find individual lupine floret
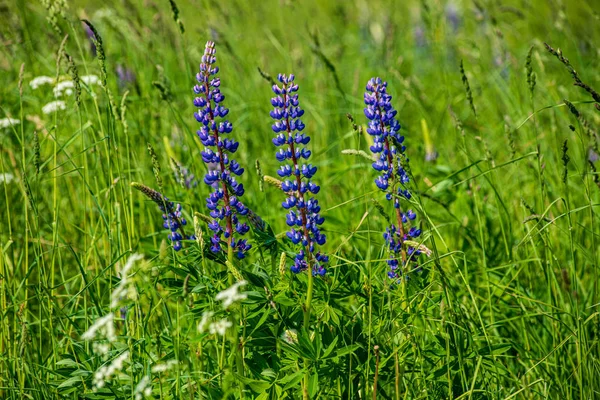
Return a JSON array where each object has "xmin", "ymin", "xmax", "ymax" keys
[
  {"xmin": 270, "ymin": 74, "xmax": 328, "ymax": 276},
  {"xmin": 364, "ymin": 77, "xmax": 422, "ymax": 280},
  {"xmin": 193, "ymin": 41, "xmax": 251, "ymax": 259},
  {"xmin": 171, "ymin": 159, "xmax": 199, "ymax": 189},
  {"xmin": 131, "ymin": 182, "xmax": 192, "ymax": 251}
]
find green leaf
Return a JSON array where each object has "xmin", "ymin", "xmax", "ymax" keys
[
  {"xmin": 308, "ymin": 372, "xmax": 319, "ymax": 397},
  {"xmin": 57, "ymin": 376, "xmax": 83, "ymax": 389},
  {"xmin": 279, "ymin": 370, "xmax": 304, "ymax": 390},
  {"xmin": 477, "ymin": 343, "xmax": 512, "ymax": 356},
  {"xmin": 335, "ymin": 344, "xmax": 361, "ymax": 358},
  {"xmin": 321, "ymin": 336, "xmax": 339, "ymax": 359}
]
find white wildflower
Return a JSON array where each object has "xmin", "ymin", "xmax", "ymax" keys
[
  {"xmin": 92, "ymin": 342, "xmax": 111, "ymax": 355},
  {"xmin": 0, "ymin": 173, "xmax": 15, "ymax": 184},
  {"xmin": 42, "ymin": 100, "xmax": 66, "ymax": 114},
  {"xmin": 151, "ymin": 359, "xmax": 178, "ymax": 373},
  {"xmin": 53, "ymin": 80, "xmax": 74, "ymax": 97},
  {"xmin": 81, "ymin": 75, "xmax": 100, "ymax": 86},
  {"xmin": 197, "ymin": 311, "xmax": 214, "ymax": 333},
  {"xmin": 215, "ymin": 280, "xmax": 247, "ymax": 309},
  {"xmin": 208, "ymin": 318, "xmax": 232, "ymax": 336},
  {"xmin": 111, "ymin": 253, "xmax": 144, "ymax": 308},
  {"xmin": 93, "ymin": 350, "xmax": 129, "ymax": 390},
  {"xmin": 30, "ymin": 76, "xmax": 54, "ymax": 89},
  {"xmin": 82, "ymin": 312, "xmax": 116, "ymax": 342},
  {"xmin": 134, "ymin": 375, "xmax": 152, "ymax": 400},
  {"xmin": 281, "ymin": 329, "xmax": 298, "ymax": 345},
  {"xmin": 0, "ymin": 118, "xmax": 20, "ymax": 129}
]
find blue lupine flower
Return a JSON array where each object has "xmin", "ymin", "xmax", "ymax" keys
[
  {"xmin": 131, "ymin": 182, "xmax": 193, "ymax": 251},
  {"xmin": 270, "ymin": 74, "xmax": 328, "ymax": 276},
  {"xmin": 364, "ymin": 77, "xmax": 421, "ymax": 280},
  {"xmin": 82, "ymin": 22, "xmax": 97, "ymax": 56},
  {"xmin": 193, "ymin": 41, "xmax": 251, "ymax": 259},
  {"xmin": 172, "ymin": 161, "xmax": 199, "ymax": 189},
  {"xmin": 116, "ymin": 64, "xmax": 136, "ymax": 91}
]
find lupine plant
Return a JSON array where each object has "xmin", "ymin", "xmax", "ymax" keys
[
  {"xmin": 131, "ymin": 182, "xmax": 191, "ymax": 251},
  {"xmin": 270, "ymin": 72, "xmax": 329, "ymax": 400},
  {"xmin": 270, "ymin": 74, "xmax": 328, "ymax": 277},
  {"xmin": 193, "ymin": 41, "xmax": 251, "ymax": 260},
  {"xmin": 364, "ymin": 77, "xmax": 422, "ymax": 281},
  {"xmin": 8, "ymin": 2, "xmax": 600, "ymax": 399},
  {"xmin": 270, "ymin": 73, "xmax": 328, "ymax": 317}
]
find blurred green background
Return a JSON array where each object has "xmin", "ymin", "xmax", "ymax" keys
[{"xmin": 1, "ymin": 0, "xmax": 600, "ymax": 398}]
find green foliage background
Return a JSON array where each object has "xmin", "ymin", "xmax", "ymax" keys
[{"xmin": 1, "ymin": 0, "xmax": 600, "ymax": 398}]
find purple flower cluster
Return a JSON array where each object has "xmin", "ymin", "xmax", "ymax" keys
[
  {"xmin": 193, "ymin": 41, "xmax": 251, "ymax": 259},
  {"xmin": 174, "ymin": 162, "xmax": 199, "ymax": 189},
  {"xmin": 270, "ymin": 74, "xmax": 328, "ymax": 275},
  {"xmin": 162, "ymin": 202, "xmax": 187, "ymax": 251},
  {"xmin": 82, "ymin": 22, "xmax": 96, "ymax": 56},
  {"xmin": 131, "ymin": 182, "xmax": 191, "ymax": 251},
  {"xmin": 364, "ymin": 77, "xmax": 421, "ymax": 279}
]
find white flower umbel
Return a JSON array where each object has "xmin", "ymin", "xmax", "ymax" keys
[
  {"xmin": 30, "ymin": 76, "xmax": 54, "ymax": 89},
  {"xmin": 0, "ymin": 173, "xmax": 15, "ymax": 184},
  {"xmin": 92, "ymin": 342, "xmax": 111, "ymax": 355},
  {"xmin": 208, "ymin": 319, "xmax": 232, "ymax": 336},
  {"xmin": 197, "ymin": 311, "xmax": 214, "ymax": 333},
  {"xmin": 111, "ymin": 253, "xmax": 144, "ymax": 308},
  {"xmin": 151, "ymin": 359, "xmax": 178, "ymax": 373},
  {"xmin": 82, "ymin": 312, "xmax": 116, "ymax": 343},
  {"xmin": 81, "ymin": 75, "xmax": 100, "ymax": 86},
  {"xmin": 93, "ymin": 350, "xmax": 130, "ymax": 390},
  {"xmin": 134, "ymin": 375, "xmax": 152, "ymax": 400},
  {"xmin": 215, "ymin": 280, "xmax": 247, "ymax": 309},
  {"xmin": 53, "ymin": 80, "xmax": 75, "ymax": 97},
  {"xmin": 0, "ymin": 118, "xmax": 20, "ymax": 129},
  {"xmin": 42, "ymin": 100, "xmax": 66, "ymax": 114}
]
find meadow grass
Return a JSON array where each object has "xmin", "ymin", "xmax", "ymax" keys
[{"xmin": 1, "ymin": 0, "xmax": 600, "ymax": 398}]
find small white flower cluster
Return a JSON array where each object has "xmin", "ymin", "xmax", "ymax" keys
[
  {"xmin": 209, "ymin": 319, "xmax": 232, "ymax": 336},
  {"xmin": 134, "ymin": 375, "xmax": 152, "ymax": 400},
  {"xmin": 197, "ymin": 311, "xmax": 213, "ymax": 333},
  {"xmin": 41, "ymin": 100, "xmax": 66, "ymax": 115},
  {"xmin": 82, "ymin": 313, "xmax": 115, "ymax": 355},
  {"xmin": 81, "ymin": 253, "xmax": 144, "ymax": 361},
  {"xmin": 82, "ymin": 75, "xmax": 100, "ymax": 86},
  {"xmin": 0, "ymin": 173, "xmax": 15, "ymax": 184},
  {"xmin": 82, "ymin": 313, "xmax": 116, "ymax": 343},
  {"xmin": 93, "ymin": 350, "xmax": 129, "ymax": 390},
  {"xmin": 197, "ymin": 311, "xmax": 233, "ymax": 337},
  {"xmin": 197, "ymin": 281, "xmax": 248, "ymax": 337},
  {"xmin": 30, "ymin": 76, "xmax": 54, "ymax": 89},
  {"xmin": 151, "ymin": 359, "xmax": 179, "ymax": 373},
  {"xmin": 30, "ymin": 74, "xmax": 100, "ymax": 114},
  {"xmin": 111, "ymin": 253, "xmax": 143, "ymax": 308},
  {"xmin": 53, "ymin": 80, "xmax": 75, "ymax": 97},
  {"xmin": 215, "ymin": 280, "xmax": 248, "ymax": 309},
  {"xmin": 0, "ymin": 118, "xmax": 20, "ymax": 129}
]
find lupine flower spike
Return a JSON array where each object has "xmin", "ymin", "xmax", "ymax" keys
[
  {"xmin": 270, "ymin": 74, "xmax": 328, "ymax": 276},
  {"xmin": 364, "ymin": 77, "xmax": 422, "ymax": 280},
  {"xmin": 131, "ymin": 182, "xmax": 193, "ymax": 251},
  {"xmin": 193, "ymin": 41, "xmax": 251, "ymax": 259}
]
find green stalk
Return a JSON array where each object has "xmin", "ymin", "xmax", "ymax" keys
[
  {"xmin": 303, "ymin": 270, "xmax": 314, "ymax": 329},
  {"xmin": 227, "ymin": 244, "xmax": 244, "ymax": 394},
  {"xmin": 303, "ymin": 266, "xmax": 314, "ymax": 399}
]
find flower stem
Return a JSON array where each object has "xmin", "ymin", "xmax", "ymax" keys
[
  {"xmin": 304, "ymin": 270, "xmax": 314, "ymax": 328},
  {"xmin": 303, "ymin": 267, "xmax": 314, "ymax": 399},
  {"xmin": 227, "ymin": 245, "xmax": 245, "ymax": 391}
]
